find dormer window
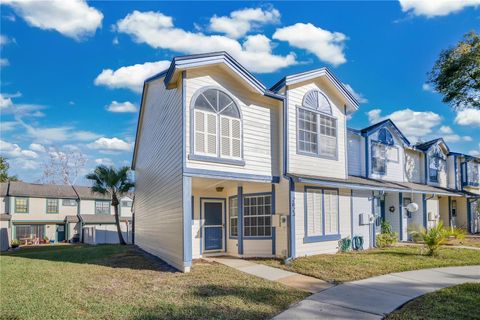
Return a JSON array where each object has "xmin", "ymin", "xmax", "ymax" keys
[
  {"xmin": 192, "ymin": 88, "xmax": 242, "ymax": 163},
  {"xmin": 297, "ymin": 90, "xmax": 337, "ymax": 159},
  {"xmin": 429, "ymin": 145, "xmax": 446, "ymax": 183}
]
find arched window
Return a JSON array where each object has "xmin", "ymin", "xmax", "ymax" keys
[
  {"xmin": 297, "ymin": 90, "xmax": 337, "ymax": 158},
  {"xmin": 378, "ymin": 128, "xmax": 394, "ymax": 146},
  {"xmin": 192, "ymin": 88, "xmax": 242, "ymax": 160},
  {"xmin": 429, "ymin": 145, "xmax": 446, "ymax": 182}
]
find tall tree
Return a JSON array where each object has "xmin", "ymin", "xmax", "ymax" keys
[
  {"xmin": 41, "ymin": 147, "xmax": 86, "ymax": 185},
  {"xmin": 0, "ymin": 157, "xmax": 18, "ymax": 182},
  {"xmin": 428, "ymin": 31, "xmax": 480, "ymax": 110},
  {"xmin": 86, "ymin": 165, "xmax": 134, "ymax": 245}
]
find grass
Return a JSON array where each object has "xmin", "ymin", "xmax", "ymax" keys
[
  {"xmin": 256, "ymin": 246, "xmax": 480, "ymax": 283},
  {"xmin": 385, "ymin": 283, "xmax": 480, "ymax": 320},
  {"xmin": 444, "ymin": 236, "xmax": 480, "ymax": 248},
  {"xmin": 0, "ymin": 245, "xmax": 307, "ymax": 320}
]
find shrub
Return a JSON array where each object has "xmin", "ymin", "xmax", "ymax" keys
[
  {"xmin": 447, "ymin": 227, "xmax": 466, "ymax": 241},
  {"xmin": 376, "ymin": 220, "xmax": 398, "ymax": 248},
  {"xmin": 10, "ymin": 240, "xmax": 20, "ymax": 248},
  {"xmin": 376, "ymin": 233, "xmax": 398, "ymax": 248},
  {"xmin": 409, "ymin": 221, "xmax": 449, "ymax": 256}
]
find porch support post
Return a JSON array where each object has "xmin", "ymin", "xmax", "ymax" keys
[
  {"xmin": 467, "ymin": 199, "xmax": 472, "ymax": 233},
  {"xmin": 288, "ymin": 177, "xmax": 296, "ymax": 259},
  {"xmin": 271, "ymin": 184, "xmax": 276, "ymax": 256},
  {"xmin": 237, "ymin": 186, "xmax": 244, "ymax": 255},
  {"xmin": 399, "ymin": 193, "xmax": 403, "ymax": 241},
  {"xmin": 183, "ymin": 176, "xmax": 192, "ymax": 269},
  {"xmin": 371, "ymin": 191, "xmax": 376, "ymax": 248},
  {"xmin": 448, "ymin": 196, "xmax": 452, "ymax": 227},
  {"xmin": 422, "ymin": 194, "xmax": 427, "ymax": 229}
]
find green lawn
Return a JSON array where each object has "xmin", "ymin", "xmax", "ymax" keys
[
  {"xmin": 0, "ymin": 245, "xmax": 307, "ymax": 320},
  {"xmin": 445, "ymin": 236, "xmax": 480, "ymax": 248},
  {"xmin": 256, "ymin": 246, "xmax": 480, "ymax": 283},
  {"xmin": 385, "ymin": 283, "xmax": 480, "ymax": 320}
]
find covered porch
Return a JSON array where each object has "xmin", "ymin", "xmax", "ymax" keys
[{"xmin": 191, "ymin": 177, "xmax": 284, "ymax": 259}]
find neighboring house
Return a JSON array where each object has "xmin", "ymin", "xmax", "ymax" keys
[
  {"xmin": 0, "ymin": 182, "xmax": 11, "ymax": 251},
  {"xmin": 74, "ymin": 186, "xmax": 133, "ymax": 244},
  {"xmin": 0, "ymin": 181, "xmax": 133, "ymax": 250},
  {"xmin": 448, "ymin": 152, "xmax": 480, "ymax": 233},
  {"xmin": 132, "ymin": 52, "xmax": 478, "ymax": 272}
]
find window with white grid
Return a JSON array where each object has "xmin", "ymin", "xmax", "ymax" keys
[
  {"xmin": 243, "ymin": 194, "xmax": 272, "ymax": 237},
  {"xmin": 229, "ymin": 197, "xmax": 238, "ymax": 237},
  {"xmin": 297, "ymin": 90, "xmax": 337, "ymax": 158},
  {"xmin": 298, "ymin": 108, "xmax": 318, "ymax": 154},
  {"xmin": 193, "ymin": 88, "xmax": 242, "ymax": 160}
]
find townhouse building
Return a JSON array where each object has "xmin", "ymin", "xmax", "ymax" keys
[
  {"xmin": 132, "ymin": 52, "xmax": 479, "ymax": 272},
  {"xmin": 0, "ymin": 181, "xmax": 133, "ymax": 250}
]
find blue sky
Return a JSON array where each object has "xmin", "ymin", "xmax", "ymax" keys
[{"xmin": 1, "ymin": 0, "xmax": 479, "ymax": 184}]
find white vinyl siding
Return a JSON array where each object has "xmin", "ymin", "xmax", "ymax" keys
[
  {"xmin": 287, "ymin": 81, "xmax": 347, "ymax": 179},
  {"xmin": 134, "ymin": 77, "xmax": 187, "ymax": 271},
  {"xmin": 185, "ymin": 66, "xmax": 280, "ymax": 177}
]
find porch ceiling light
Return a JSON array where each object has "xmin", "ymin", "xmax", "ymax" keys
[{"xmin": 216, "ymin": 187, "xmax": 224, "ymax": 192}]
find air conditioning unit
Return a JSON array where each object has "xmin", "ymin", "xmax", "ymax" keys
[{"xmin": 359, "ymin": 213, "xmax": 374, "ymax": 225}]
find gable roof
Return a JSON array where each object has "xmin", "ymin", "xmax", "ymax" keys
[
  {"xmin": 269, "ymin": 67, "xmax": 359, "ymax": 112},
  {"xmin": 449, "ymin": 152, "xmax": 480, "ymax": 161},
  {"xmin": 8, "ymin": 181, "xmax": 78, "ymax": 199},
  {"xmin": 359, "ymin": 119, "xmax": 411, "ymax": 146},
  {"xmin": 415, "ymin": 138, "xmax": 450, "ymax": 153}
]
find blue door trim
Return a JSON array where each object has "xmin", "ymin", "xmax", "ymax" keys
[{"xmin": 237, "ymin": 186, "xmax": 244, "ymax": 255}]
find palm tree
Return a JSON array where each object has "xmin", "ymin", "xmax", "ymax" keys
[{"xmin": 86, "ymin": 165, "xmax": 134, "ymax": 245}]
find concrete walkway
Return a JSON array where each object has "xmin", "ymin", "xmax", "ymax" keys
[
  {"xmin": 275, "ymin": 265, "xmax": 480, "ymax": 319},
  {"xmin": 205, "ymin": 257, "xmax": 332, "ymax": 293}
]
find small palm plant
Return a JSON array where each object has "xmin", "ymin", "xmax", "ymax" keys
[
  {"xmin": 86, "ymin": 165, "xmax": 134, "ymax": 245},
  {"xmin": 409, "ymin": 221, "xmax": 449, "ymax": 256}
]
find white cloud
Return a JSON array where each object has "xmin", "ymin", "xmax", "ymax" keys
[
  {"xmin": 464, "ymin": 136, "xmax": 473, "ymax": 142},
  {"xmin": 115, "ymin": 10, "xmax": 296, "ymax": 73},
  {"xmin": 0, "ymin": 58, "xmax": 9, "ymax": 67},
  {"xmin": 367, "ymin": 108, "xmax": 442, "ymax": 142},
  {"xmin": 422, "ymin": 83, "xmax": 434, "ymax": 92},
  {"xmin": 0, "ymin": 35, "xmax": 9, "ymax": 45},
  {"xmin": 342, "ymin": 83, "xmax": 368, "ymax": 104},
  {"xmin": 439, "ymin": 125, "xmax": 453, "ymax": 134},
  {"xmin": 106, "ymin": 101, "xmax": 138, "ymax": 113},
  {"xmin": 0, "ymin": 139, "xmax": 38, "ymax": 159},
  {"xmin": 0, "ymin": 94, "xmax": 13, "ymax": 109},
  {"xmin": 273, "ymin": 23, "xmax": 347, "ymax": 66},
  {"xmin": 2, "ymin": 0, "xmax": 103, "ymax": 40},
  {"xmin": 0, "ymin": 121, "xmax": 18, "ymax": 132},
  {"xmin": 399, "ymin": 0, "xmax": 480, "ymax": 17},
  {"xmin": 87, "ymin": 137, "xmax": 133, "ymax": 152},
  {"xmin": 16, "ymin": 158, "xmax": 39, "ymax": 170},
  {"xmin": 209, "ymin": 7, "xmax": 280, "ymax": 39},
  {"xmin": 95, "ymin": 157, "xmax": 114, "ymax": 166},
  {"xmin": 469, "ymin": 144, "xmax": 480, "ymax": 157},
  {"xmin": 29, "ymin": 143, "xmax": 46, "ymax": 153},
  {"xmin": 94, "ymin": 60, "xmax": 170, "ymax": 93},
  {"xmin": 455, "ymin": 108, "xmax": 480, "ymax": 127}
]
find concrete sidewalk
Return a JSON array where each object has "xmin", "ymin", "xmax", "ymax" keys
[
  {"xmin": 205, "ymin": 256, "xmax": 332, "ymax": 293},
  {"xmin": 275, "ymin": 265, "xmax": 480, "ymax": 319}
]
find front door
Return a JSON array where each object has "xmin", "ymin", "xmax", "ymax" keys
[
  {"xmin": 56, "ymin": 224, "xmax": 65, "ymax": 242},
  {"xmin": 203, "ymin": 200, "xmax": 224, "ymax": 252}
]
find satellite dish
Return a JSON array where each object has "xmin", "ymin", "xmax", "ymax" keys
[{"xmin": 406, "ymin": 202, "xmax": 419, "ymax": 213}]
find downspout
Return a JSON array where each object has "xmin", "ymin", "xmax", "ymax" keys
[
  {"xmin": 279, "ymin": 88, "xmax": 296, "ymax": 262},
  {"xmin": 71, "ymin": 185, "xmax": 82, "ymax": 243}
]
